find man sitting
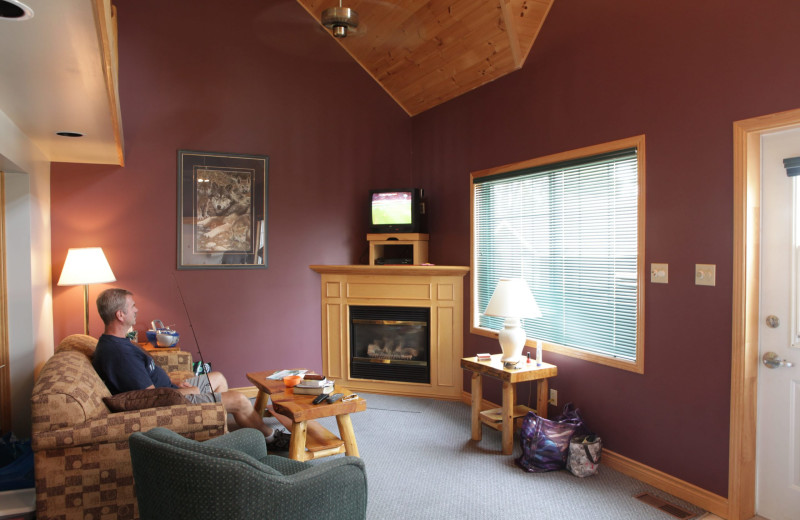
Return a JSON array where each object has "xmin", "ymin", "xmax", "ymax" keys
[{"xmin": 92, "ymin": 287, "xmax": 291, "ymax": 451}]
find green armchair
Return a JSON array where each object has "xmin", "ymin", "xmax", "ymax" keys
[{"xmin": 129, "ymin": 427, "xmax": 367, "ymax": 520}]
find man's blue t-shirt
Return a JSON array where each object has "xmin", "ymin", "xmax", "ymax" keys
[{"xmin": 92, "ymin": 334, "xmax": 177, "ymax": 394}]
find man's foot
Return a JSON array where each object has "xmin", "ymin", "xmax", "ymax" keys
[{"xmin": 266, "ymin": 430, "xmax": 291, "ymax": 452}]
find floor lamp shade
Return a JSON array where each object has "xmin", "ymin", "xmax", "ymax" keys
[
  {"xmin": 58, "ymin": 247, "xmax": 116, "ymax": 334},
  {"xmin": 484, "ymin": 278, "xmax": 541, "ymax": 362}
]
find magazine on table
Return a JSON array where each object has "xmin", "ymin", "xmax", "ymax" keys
[{"xmin": 267, "ymin": 369, "xmax": 308, "ymax": 380}]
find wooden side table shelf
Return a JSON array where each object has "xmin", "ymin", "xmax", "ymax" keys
[{"xmin": 461, "ymin": 354, "xmax": 557, "ymax": 455}]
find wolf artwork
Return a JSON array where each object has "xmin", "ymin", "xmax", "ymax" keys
[{"xmin": 194, "ymin": 168, "xmax": 253, "ymax": 253}]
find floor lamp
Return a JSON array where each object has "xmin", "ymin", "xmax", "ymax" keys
[{"xmin": 57, "ymin": 247, "xmax": 116, "ymax": 335}]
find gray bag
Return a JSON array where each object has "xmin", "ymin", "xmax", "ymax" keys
[{"xmin": 566, "ymin": 434, "xmax": 602, "ymax": 477}]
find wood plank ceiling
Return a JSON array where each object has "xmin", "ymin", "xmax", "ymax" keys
[{"xmin": 296, "ymin": 0, "xmax": 554, "ymax": 116}]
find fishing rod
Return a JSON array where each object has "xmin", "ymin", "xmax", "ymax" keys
[{"xmin": 172, "ymin": 273, "xmax": 216, "ymax": 403}]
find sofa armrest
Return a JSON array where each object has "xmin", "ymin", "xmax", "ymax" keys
[{"xmin": 32, "ymin": 401, "xmax": 226, "ymax": 451}]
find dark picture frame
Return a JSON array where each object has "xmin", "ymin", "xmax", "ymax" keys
[{"xmin": 177, "ymin": 150, "xmax": 268, "ymax": 269}]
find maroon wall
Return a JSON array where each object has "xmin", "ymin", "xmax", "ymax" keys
[
  {"xmin": 49, "ymin": 0, "xmax": 800, "ymax": 498},
  {"xmin": 412, "ymin": 0, "xmax": 800, "ymax": 496},
  {"xmin": 50, "ymin": 0, "xmax": 411, "ymax": 384}
]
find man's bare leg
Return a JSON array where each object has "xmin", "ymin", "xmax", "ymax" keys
[{"xmin": 221, "ymin": 390, "xmax": 277, "ymax": 436}]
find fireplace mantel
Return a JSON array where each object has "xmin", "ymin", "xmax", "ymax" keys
[{"xmin": 310, "ymin": 265, "xmax": 469, "ymax": 400}]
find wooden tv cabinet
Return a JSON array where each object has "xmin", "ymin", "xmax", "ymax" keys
[{"xmin": 367, "ymin": 233, "xmax": 429, "ymax": 265}]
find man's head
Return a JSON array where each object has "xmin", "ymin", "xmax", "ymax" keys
[{"xmin": 96, "ymin": 288, "xmax": 137, "ymax": 327}]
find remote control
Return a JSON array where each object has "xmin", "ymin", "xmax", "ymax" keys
[
  {"xmin": 312, "ymin": 393, "xmax": 330, "ymax": 405},
  {"xmin": 326, "ymin": 393, "xmax": 344, "ymax": 404}
]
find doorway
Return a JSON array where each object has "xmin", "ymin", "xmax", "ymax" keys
[
  {"xmin": 732, "ymin": 107, "xmax": 800, "ymax": 520},
  {"xmin": 757, "ymin": 126, "xmax": 800, "ymax": 520},
  {"xmin": 0, "ymin": 172, "xmax": 9, "ymax": 433}
]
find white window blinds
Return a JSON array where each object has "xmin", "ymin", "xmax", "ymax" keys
[{"xmin": 473, "ymin": 148, "xmax": 640, "ymax": 361}]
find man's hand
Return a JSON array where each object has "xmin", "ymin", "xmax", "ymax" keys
[{"xmin": 176, "ymin": 383, "xmax": 200, "ymax": 395}]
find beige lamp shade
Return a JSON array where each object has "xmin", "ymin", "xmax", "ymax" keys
[
  {"xmin": 484, "ymin": 278, "xmax": 541, "ymax": 362},
  {"xmin": 58, "ymin": 247, "xmax": 116, "ymax": 335},
  {"xmin": 484, "ymin": 278, "xmax": 541, "ymax": 319},
  {"xmin": 58, "ymin": 247, "xmax": 116, "ymax": 286}
]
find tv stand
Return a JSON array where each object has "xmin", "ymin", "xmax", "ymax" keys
[{"xmin": 368, "ymin": 233, "xmax": 429, "ymax": 266}]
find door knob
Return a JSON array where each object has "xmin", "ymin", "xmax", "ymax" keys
[{"xmin": 762, "ymin": 351, "xmax": 795, "ymax": 369}]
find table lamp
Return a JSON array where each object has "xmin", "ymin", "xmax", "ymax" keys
[
  {"xmin": 57, "ymin": 247, "xmax": 116, "ymax": 335},
  {"xmin": 484, "ymin": 278, "xmax": 541, "ymax": 362}
]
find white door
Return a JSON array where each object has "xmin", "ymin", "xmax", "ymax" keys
[{"xmin": 758, "ymin": 126, "xmax": 800, "ymax": 520}]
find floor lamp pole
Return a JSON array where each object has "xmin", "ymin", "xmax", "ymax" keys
[{"xmin": 82, "ymin": 284, "xmax": 90, "ymax": 335}]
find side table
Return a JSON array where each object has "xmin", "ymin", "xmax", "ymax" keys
[{"xmin": 461, "ymin": 354, "xmax": 557, "ymax": 455}]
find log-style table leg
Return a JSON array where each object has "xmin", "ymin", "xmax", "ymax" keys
[
  {"xmin": 471, "ymin": 373, "xmax": 483, "ymax": 441},
  {"xmin": 537, "ymin": 378, "xmax": 549, "ymax": 419},
  {"xmin": 289, "ymin": 420, "xmax": 308, "ymax": 461},
  {"xmin": 254, "ymin": 390, "xmax": 268, "ymax": 418},
  {"xmin": 336, "ymin": 413, "xmax": 359, "ymax": 457},
  {"xmin": 501, "ymin": 381, "xmax": 515, "ymax": 455}
]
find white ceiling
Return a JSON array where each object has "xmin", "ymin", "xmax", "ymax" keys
[{"xmin": 0, "ymin": 0, "xmax": 120, "ymax": 168}]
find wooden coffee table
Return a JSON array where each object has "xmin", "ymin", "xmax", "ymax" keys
[{"xmin": 246, "ymin": 370, "xmax": 367, "ymax": 461}]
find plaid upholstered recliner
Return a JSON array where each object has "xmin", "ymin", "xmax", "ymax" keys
[
  {"xmin": 129, "ymin": 427, "xmax": 368, "ymax": 520},
  {"xmin": 31, "ymin": 334, "xmax": 227, "ymax": 520}
]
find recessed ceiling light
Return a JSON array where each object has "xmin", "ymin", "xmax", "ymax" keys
[
  {"xmin": 0, "ymin": 0, "xmax": 34, "ymax": 20},
  {"xmin": 56, "ymin": 132, "xmax": 84, "ymax": 138}
]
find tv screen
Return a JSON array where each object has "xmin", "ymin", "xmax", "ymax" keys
[{"xmin": 371, "ymin": 191, "xmax": 413, "ymax": 226}]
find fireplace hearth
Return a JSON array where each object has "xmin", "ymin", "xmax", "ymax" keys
[{"xmin": 350, "ymin": 306, "xmax": 430, "ymax": 384}]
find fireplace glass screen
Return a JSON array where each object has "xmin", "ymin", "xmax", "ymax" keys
[{"xmin": 349, "ymin": 305, "xmax": 430, "ymax": 384}]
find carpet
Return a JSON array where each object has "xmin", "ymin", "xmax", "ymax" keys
[{"xmin": 257, "ymin": 393, "xmax": 706, "ymax": 520}]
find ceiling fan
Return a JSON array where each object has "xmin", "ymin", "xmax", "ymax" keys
[{"xmin": 320, "ymin": 0, "xmax": 359, "ymax": 38}]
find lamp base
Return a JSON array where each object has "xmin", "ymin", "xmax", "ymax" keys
[{"xmin": 498, "ymin": 317, "xmax": 527, "ymax": 363}]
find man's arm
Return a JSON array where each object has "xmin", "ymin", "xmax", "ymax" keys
[{"xmin": 144, "ymin": 383, "xmax": 199, "ymax": 395}]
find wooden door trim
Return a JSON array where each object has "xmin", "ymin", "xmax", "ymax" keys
[
  {"xmin": 0, "ymin": 171, "xmax": 10, "ymax": 432},
  {"xmin": 731, "ymin": 107, "xmax": 800, "ymax": 519}
]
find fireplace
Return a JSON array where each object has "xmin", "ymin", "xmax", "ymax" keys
[
  {"xmin": 311, "ymin": 264, "xmax": 468, "ymax": 400},
  {"xmin": 349, "ymin": 306, "xmax": 430, "ymax": 384}
]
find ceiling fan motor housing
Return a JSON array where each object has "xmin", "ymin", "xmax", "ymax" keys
[{"xmin": 321, "ymin": 6, "xmax": 358, "ymax": 38}]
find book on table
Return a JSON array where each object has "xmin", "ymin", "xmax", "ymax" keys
[
  {"xmin": 296, "ymin": 376, "xmax": 328, "ymax": 388},
  {"xmin": 293, "ymin": 383, "xmax": 334, "ymax": 395}
]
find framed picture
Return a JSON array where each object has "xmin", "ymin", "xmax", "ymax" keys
[{"xmin": 177, "ymin": 150, "xmax": 268, "ymax": 269}]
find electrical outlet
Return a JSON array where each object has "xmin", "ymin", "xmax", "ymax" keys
[{"xmin": 548, "ymin": 389, "xmax": 557, "ymax": 406}]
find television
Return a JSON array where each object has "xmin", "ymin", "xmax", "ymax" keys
[{"xmin": 369, "ymin": 188, "xmax": 427, "ymax": 234}]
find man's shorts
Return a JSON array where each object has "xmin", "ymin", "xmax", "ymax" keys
[{"xmin": 182, "ymin": 375, "xmax": 222, "ymax": 404}]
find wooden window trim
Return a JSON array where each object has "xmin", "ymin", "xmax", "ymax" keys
[{"xmin": 469, "ymin": 135, "xmax": 646, "ymax": 374}]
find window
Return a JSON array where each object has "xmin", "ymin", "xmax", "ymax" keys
[{"xmin": 471, "ymin": 136, "xmax": 645, "ymax": 372}]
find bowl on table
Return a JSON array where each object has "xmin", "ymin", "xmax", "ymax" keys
[{"xmin": 283, "ymin": 375, "xmax": 302, "ymax": 395}]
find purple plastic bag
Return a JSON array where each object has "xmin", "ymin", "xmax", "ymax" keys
[{"xmin": 515, "ymin": 403, "xmax": 585, "ymax": 473}]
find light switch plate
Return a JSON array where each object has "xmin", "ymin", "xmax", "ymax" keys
[
  {"xmin": 695, "ymin": 264, "xmax": 716, "ymax": 286},
  {"xmin": 650, "ymin": 263, "xmax": 668, "ymax": 283}
]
